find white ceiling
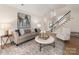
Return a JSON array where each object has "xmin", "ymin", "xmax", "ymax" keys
[
  {"xmin": 10, "ymin": 4, "xmax": 66, "ymax": 17},
  {"xmin": 9, "ymin": 4, "xmax": 79, "ymax": 18}
]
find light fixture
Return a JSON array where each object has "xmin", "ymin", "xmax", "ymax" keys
[
  {"xmin": 21, "ymin": 4, "xmax": 24, "ymax": 6},
  {"xmin": 37, "ymin": 24, "xmax": 41, "ymax": 28}
]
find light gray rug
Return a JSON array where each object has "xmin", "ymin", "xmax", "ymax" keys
[{"xmin": 0, "ymin": 39, "xmax": 64, "ymax": 55}]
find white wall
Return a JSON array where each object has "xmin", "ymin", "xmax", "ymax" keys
[
  {"xmin": 0, "ymin": 5, "xmax": 79, "ymax": 34},
  {"xmin": 0, "ymin": 4, "xmax": 79, "ymax": 45},
  {"xmin": 0, "ymin": 5, "xmax": 17, "ymax": 31},
  {"xmin": 30, "ymin": 6, "xmax": 79, "ymax": 32},
  {"xmin": 0, "ymin": 5, "xmax": 17, "ymax": 23},
  {"xmin": 0, "ymin": 5, "xmax": 17, "ymax": 45},
  {"xmin": 46, "ymin": 6, "xmax": 79, "ymax": 32},
  {"xmin": 16, "ymin": 8, "xmax": 42, "ymax": 32},
  {"xmin": 0, "ymin": 5, "xmax": 42, "ymax": 33},
  {"xmin": 62, "ymin": 6, "xmax": 79, "ymax": 32}
]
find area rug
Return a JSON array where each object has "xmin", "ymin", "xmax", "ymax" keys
[{"xmin": 0, "ymin": 39, "xmax": 64, "ymax": 55}]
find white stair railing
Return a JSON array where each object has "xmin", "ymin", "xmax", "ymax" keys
[{"xmin": 50, "ymin": 10, "xmax": 71, "ymax": 32}]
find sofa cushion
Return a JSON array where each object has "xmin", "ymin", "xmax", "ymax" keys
[
  {"xmin": 19, "ymin": 32, "xmax": 39, "ymax": 39},
  {"xmin": 24, "ymin": 29, "xmax": 31, "ymax": 34}
]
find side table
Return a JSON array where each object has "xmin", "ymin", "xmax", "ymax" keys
[{"xmin": 0, "ymin": 34, "xmax": 13, "ymax": 49}]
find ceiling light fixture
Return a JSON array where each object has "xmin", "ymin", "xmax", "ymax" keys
[
  {"xmin": 21, "ymin": 4, "xmax": 24, "ymax": 6},
  {"xmin": 37, "ymin": 24, "xmax": 41, "ymax": 28}
]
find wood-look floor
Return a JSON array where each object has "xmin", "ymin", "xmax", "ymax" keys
[{"xmin": 64, "ymin": 36, "xmax": 79, "ymax": 55}]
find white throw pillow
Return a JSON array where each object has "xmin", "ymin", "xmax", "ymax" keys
[{"xmin": 20, "ymin": 29, "xmax": 25, "ymax": 35}]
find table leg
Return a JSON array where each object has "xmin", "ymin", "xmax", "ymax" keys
[
  {"xmin": 1, "ymin": 37, "xmax": 3, "ymax": 49},
  {"xmin": 39, "ymin": 44, "xmax": 42, "ymax": 51},
  {"xmin": 1, "ymin": 38, "xmax": 2, "ymax": 49},
  {"xmin": 5, "ymin": 37, "xmax": 9, "ymax": 45},
  {"xmin": 53, "ymin": 42, "xmax": 55, "ymax": 48},
  {"xmin": 9, "ymin": 37, "xmax": 13, "ymax": 45}
]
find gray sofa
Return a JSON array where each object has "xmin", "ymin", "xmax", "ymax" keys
[{"xmin": 13, "ymin": 32, "xmax": 39, "ymax": 45}]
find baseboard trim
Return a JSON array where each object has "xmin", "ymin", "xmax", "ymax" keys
[{"xmin": 71, "ymin": 32, "xmax": 79, "ymax": 37}]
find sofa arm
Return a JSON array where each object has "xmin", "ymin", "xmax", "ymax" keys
[{"xmin": 13, "ymin": 31, "xmax": 19, "ymax": 44}]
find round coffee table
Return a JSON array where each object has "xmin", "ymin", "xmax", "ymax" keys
[{"xmin": 35, "ymin": 36, "xmax": 55, "ymax": 51}]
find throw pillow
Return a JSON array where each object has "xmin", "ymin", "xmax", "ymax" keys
[
  {"xmin": 34, "ymin": 28, "xmax": 41, "ymax": 32},
  {"xmin": 15, "ymin": 29, "xmax": 21, "ymax": 36},
  {"xmin": 20, "ymin": 29, "xmax": 25, "ymax": 35},
  {"xmin": 34, "ymin": 28, "xmax": 38, "ymax": 32}
]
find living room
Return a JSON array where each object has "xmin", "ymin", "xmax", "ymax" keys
[{"xmin": 0, "ymin": 4, "xmax": 79, "ymax": 55}]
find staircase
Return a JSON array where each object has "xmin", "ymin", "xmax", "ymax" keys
[{"xmin": 49, "ymin": 10, "xmax": 71, "ymax": 32}]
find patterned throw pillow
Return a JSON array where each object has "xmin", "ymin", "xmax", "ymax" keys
[{"xmin": 24, "ymin": 29, "xmax": 31, "ymax": 34}]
